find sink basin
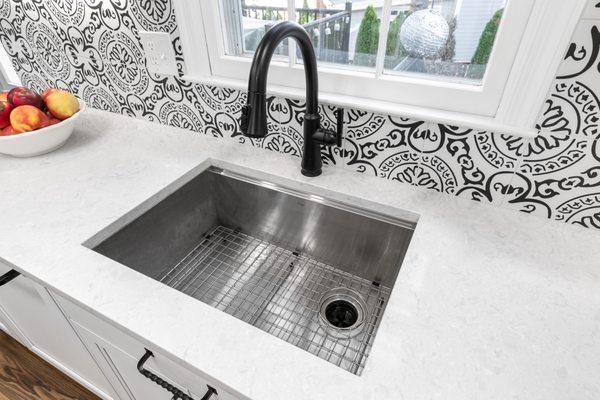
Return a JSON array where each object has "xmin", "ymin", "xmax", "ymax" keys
[{"xmin": 88, "ymin": 166, "xmax": 416, "ymax": 375}]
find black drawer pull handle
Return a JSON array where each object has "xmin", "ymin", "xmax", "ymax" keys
[
  {"xmin": 0, "ymin": 269, "xmax": 20, "ymax": 287},
  {"xmin": 137, "ymin": 349, "xmax": 217, "ymax": 400}
]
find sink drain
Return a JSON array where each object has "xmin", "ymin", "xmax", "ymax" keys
[
  {"xmin": 319, "ymin": 288, "xmax": 367, "ymax": 337},
  {"xmin": 325, "ymin": 300, "xmax": 358, "ymax": 328}
]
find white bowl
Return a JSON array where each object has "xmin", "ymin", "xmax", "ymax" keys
[{"xmin": 0, "ymin": 99, "xmax": 86, "ymax": 157}]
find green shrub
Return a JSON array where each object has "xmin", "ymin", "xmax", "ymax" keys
[
  {"xmin": 383, "ymin": 10, "xmax": 411, "ymax": 69},
  {"xmin": 469, "ymin": 8, "xmax": 503, "ymax": 78},
  {"xmin": 354, "ymin": 5, "xmax": 380, "ymax": 66},
  {"xmin": 386, "ymin": 11, "xmax": 411, "ymax": 57}
]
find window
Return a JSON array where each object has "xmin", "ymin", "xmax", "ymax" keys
[
  {"xmin": 176, "ymin": 0, "xmax": 586, "ymax": 135},
  {"xmin": 223, "ymin": 0, "xmax": 388, "ymax": 70},
  {"xmin": 223, "ymin": 0, "xmax": 506, "ymax": 84},
  {"xmin": 0, "ymin": 44, "xmax": 20, "ymax": 89},
  {"xmin": 383, "ymin": 0, "xmax": 507, "ymax": 85}
]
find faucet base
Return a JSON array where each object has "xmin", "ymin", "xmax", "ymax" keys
[{"xmin": 301, "ymin": 168, "xmax": 322, "ymax": 177}]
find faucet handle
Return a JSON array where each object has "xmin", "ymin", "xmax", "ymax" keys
[
  {"xmin": 312, "ymin": 107, "xmax": 344, "ymax": 147},
  {"xmin": 334, "ymin": 108, "xmax": 344, "ymax": 147}
]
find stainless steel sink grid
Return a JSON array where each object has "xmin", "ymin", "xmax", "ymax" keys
[
  {"xmin": 159, "ymin": 225, "xmax": 389, "ymax": 374},
  {"xmin": 89, "ymin": 167, "xmax": 416, "ymax": 375}
]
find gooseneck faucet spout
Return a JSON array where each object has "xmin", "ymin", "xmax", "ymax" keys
[{"xmin": 240, "ymin": 21, "xmax": 343, "ymax": 177}]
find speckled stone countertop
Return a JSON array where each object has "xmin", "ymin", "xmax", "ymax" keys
[{"xmin": 1, "ymin": 109, "xmax": 599, "ymax": 400}]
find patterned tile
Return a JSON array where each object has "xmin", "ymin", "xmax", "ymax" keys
[
  {"xmin": 26, "ymin": 21, "xmax": 71, "ymax": 83},
  {"xmin": 502, "ymin": 134, "xmax": 600, "ymax": 228},
  {"xmin": 555, "ymin": 21, "xmax": 600, "ymax": 83},
  {"xmin": 249, "ymin": 96, "xmax": 305, "ymax": 157},
  {"xmin": 129, "ymin": 0, "xmax": 178, "ymax": 33},
  {"xmin": 0, "ymin": 18, "xmax": 34, "ymax": 75},
  {"xmin": 342, "ymin": 110, "xmax": 425, "ymax": 182},
  {"xmin": 537, "ymin": 80, "xmax": 600, "ymax": 139},
  {"xmin": 318, "ymin": 103, "xmax": 345, "ymax": 166},
  {"xmin": 418, "ymin": 125, "xmax": 523, "ymax": 205},
  {"xmin": 202, "ymin": 87, "xmax": 246, "ymax": 140},
  {"xmin": 537, "ymin": 21, "xmax": 600, "ymax": 139}
]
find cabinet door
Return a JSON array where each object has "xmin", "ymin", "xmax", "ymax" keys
[
  {"xmin": 0, "ymin": 299, "xmax": 30, "ymax": 346},
  {"xmin": 0, "ymin": 263, "xmax": 115, "ymax": 398},
  {"xmin": 74, "ymin": 322, "xmax": 219, "ymax": 400},
  {"xmin": 54, "ymin": 287, "xmax": 241, "ymax": 400}
]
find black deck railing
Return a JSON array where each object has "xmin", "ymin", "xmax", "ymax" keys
[
  {"xmin": 303, "ymin": 2, "xmax": 352, "ymax": 63},
  {"xmin": 241, "ymin": 4, "xmax": 344, "ymax": 22},
  {"xmin": 241, "ymin": 2, "xmax": 352, "ymax": 64}
]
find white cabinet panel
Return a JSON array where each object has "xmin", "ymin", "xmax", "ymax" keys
[
  {"xmin": 75, "ymin": 323, "xmax": 176, "ymax": 400},
  {"xmin": 0, "ymin": 262, "xmax": 115, "ymax": 399},
  {"xmin": 56, "ymin": 293, "xmax": 240, "ymax": 400},
  {"xmin": 0, "ymin": 302, "xmax": 31, "ymax": 346},
  {"xmin": 73, "ymin": 321, "xmax": 228, "ymax": 400}
]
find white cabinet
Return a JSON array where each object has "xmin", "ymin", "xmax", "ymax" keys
[
  {"xmin": 55, "ymin": 293, "xmax": 240, "ymax": 400},
  {"xmin": 0, "ymin": 260, "xmax": 242, "ymax": 400},
  {"xmin": 0, "ymin": 262, "xmax": 116, "ymax": 399}
]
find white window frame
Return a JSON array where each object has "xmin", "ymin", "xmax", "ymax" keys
[
  {"xmin": 0, "ymin": 44, "xmax": 20, "ymax": 88},
  {"xmin": 174, "ymin": 0, "xmax": 585, "ymax": 137}
]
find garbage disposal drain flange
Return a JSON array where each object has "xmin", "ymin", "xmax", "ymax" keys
[{"xmin": 319, "ymin": 287, "xmax": 367, "ymax": 337}]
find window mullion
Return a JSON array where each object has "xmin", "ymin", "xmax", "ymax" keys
[
  {"xmin": 288, "ymin": 0, "xmax": 297, "ymax": 67},
  {"xmin": 375, "ymin": 0, "xmax": 392, "ymax": 78},
  {"xmin": 220, "ymin": 0, "xmax": 244, "ymax": 56}
]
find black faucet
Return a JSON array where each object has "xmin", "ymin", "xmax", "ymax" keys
[{"xmin": 239, "ymin": 21, "xmax": 343, "ymax": 177}]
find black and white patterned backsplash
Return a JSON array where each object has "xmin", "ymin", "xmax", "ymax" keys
[{"xmin": 1, "ymin": 0, "xmax": 599, "ymax": 230}]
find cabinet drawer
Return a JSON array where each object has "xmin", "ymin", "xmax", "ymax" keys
[{"xmin": 54, "ymin": 293, "xmax": 240, "ymax": 400}]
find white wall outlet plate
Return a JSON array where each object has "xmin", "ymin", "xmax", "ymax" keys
[{"xmin": 139, "ymin": 31, "xmax": 178, "ymax": 76}]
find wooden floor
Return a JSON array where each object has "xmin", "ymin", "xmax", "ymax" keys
[{"xmin": 0, "ymin": 330, "xmax": 101, "ymax": 400}]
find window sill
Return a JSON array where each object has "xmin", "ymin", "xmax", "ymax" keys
[{"xmin": 184, "ymin": 74, "xmax": 539, "ymax": 139}]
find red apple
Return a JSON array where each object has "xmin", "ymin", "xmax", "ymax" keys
[
  {"xmin": 10, "ymin": 105, "xmax": 50, "ymax": 132},
  {"xmin": 48, "ymin": 117, "xmax": 61, "ymax": 126},
  {"xmin": 0, "ymin": 101, "xmax": 12, "ymax": 129},
  {"xmin": 0, "ymin": 125, "xmax": 18, "ymax": 136},
  {"xmin": 41, "ymin": 88, "xmax": 58, "ymax": 101},
  {"xmin": 7, "ymin": 87, "xmax": 44, "ymax": 110}
]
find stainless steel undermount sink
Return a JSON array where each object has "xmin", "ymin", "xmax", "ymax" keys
[{"xmin": 87, "ymin": 166, "xmax": 416, "ymax": 375}]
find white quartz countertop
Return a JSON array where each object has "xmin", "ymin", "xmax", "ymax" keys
[{"xmin": 1, "ymin": 109, "xmax": 599, "ymax": 400}]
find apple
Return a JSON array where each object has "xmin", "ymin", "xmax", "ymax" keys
[
  {"xmin": 44, "ymin": 90, "xmax": 79, "ymax": 120},
  {"xmin": 0, "ymin": 91, "xmax": 8, "ymax": 102},
  {"xmin": 7, "ymin": 87, "xmax": 44, "ymax": 110},
  {"xmin": 0, "ymin": 101, "xmax": 12, "ymax": 129},
  {"xmin": 41, "ymin": 88, "xmax": 59, "ymax": 101},
  {"xmin": 48, "ymin": 117, "xmax": 61, "ymax": 126},
  {"xmin": 0, "ymin": 125, "xmax": 18, "ymax": 136},
  {"xmin": 9, "ymin": 105, "xmax": 50, "ymax": 133}
]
